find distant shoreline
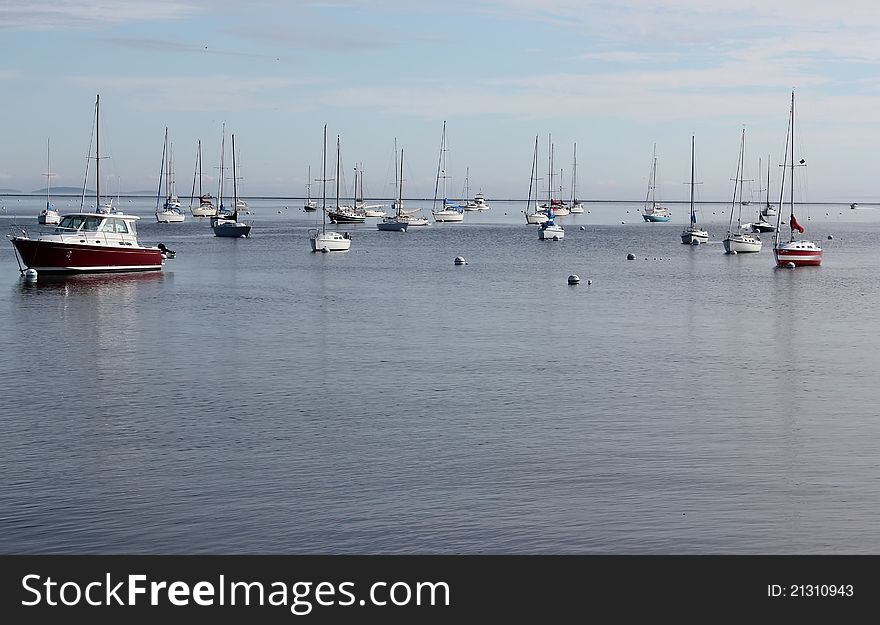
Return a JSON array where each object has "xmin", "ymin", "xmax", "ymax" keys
[{"xmin": 0, "ymin": 193, "xmax": 873, "ymax": 206}]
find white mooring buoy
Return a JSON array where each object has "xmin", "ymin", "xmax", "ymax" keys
[
  {"xmin": 24, "ymin": 268, "xmax": 38, "ymax": 283},
  {"xmin": 454, "ymin": 256, "xmax": 466, "ymax": 265},
  {"xmin": 568, "ymin": 274, "xmax": 580, "ymax": 285},
  {"xmin": 786, "ymin": 262, "xmax": 796, "ymax": 268}
]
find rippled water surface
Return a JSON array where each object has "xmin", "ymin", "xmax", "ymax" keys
[{"xmin": 2, "ymin": 197, "xmax": 879, "ymax": 554}]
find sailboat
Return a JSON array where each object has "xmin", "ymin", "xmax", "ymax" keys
[
  {"xmin": 539, "ymin": 135, "xmax": 564, "ymax": 240},
  {"xmin": 723, "ymin": 128, "xmax": 762, "ymax": 254},
  {"xmin": 303, "ymin": 165, "xmax": 317, "ymax": 212},
  {"xmin": 156, "ymin": 128, "xmax": 186, "ymax": 223},
  {"xmin": 680, "ymin": 135, "xmax": 709, "ymax": 244},
  {"xmin": 463, "ymin": 168, "xmax": 490, "ymax": 211},
  {"xmin": 212, "ymin": 133, "xmax": 251, "ymax": 237},
  {"xmin": 761, "ymin": 155, "xmax": 777, "ymax": 220},
  {"xmin": 326, "ymin": 142, "xmax": 366, "ymax": 224},
  {"xmin": 642, "ymin": 144, "xmax": 672, "ymax": 222},
  {"xmin": 386, "ymin": 138, "xmax": 428, "ymax": 227},
  {"xmin": 38, "ymin": 138, "xmax": 60, "ymax": 225},
  {"xmin": 190, "ymin": 140, "xmax": 216, "ymax": 217},
  {"xmin": 774, "ymin": 91, "xmax": 822, "ymax": 267},
  {"xmin": 569, "ymin": 143, "xmax": 585, "ymax": 214},
  {"xmin": 354, "ymin": 165, "xmax": 386, "ymax": 217},
  {"xmin": 309, "ymin": 125, "xmax": 352, "ymax": 252},
  {"xmin": 432, "ymin": 121, "xmax": 465, "ymax": 222},
  {"xmin": 524, "ymin": 136, "xmax": 548, "ymax": 225},
  {"xmin": 377, "ymin": 148, "xmax": 408, "ymax": 232},
  {"xmin": 750, "ymin": 156, "xmax": 776, "ymax": 233},
  {"xmin": 9, "ymin": 95, "xmax": 165, "ymax": 274}
]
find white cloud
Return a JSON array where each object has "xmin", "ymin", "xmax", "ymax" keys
[{"xmin": 0, "ymin": 0, "xmax": 198, "ymax": 30}]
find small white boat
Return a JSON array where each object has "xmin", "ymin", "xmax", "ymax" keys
[
  {"xmin": 303, "ymin": 165, "xmax": 317, "ymax": 212},
  {"xmin": 155, "ymin": 127, "xmax": 186, "ymax": 223},
  {"xmin": 724, "ymin": 129, "xmax": 762, "ymax": 254},
  {"xmin": 539, "ymin": 216, "xmax": 564, "ymax": 240},
  {"xmin": 431, "ymin": 122, "xmax": 465, "ymax": 223},
  {"xmin": 38, "ymin": 138, "xmax": 61, "ymax": 225},
  {"xmin": 643, "ymin": 144, "xmax": 671, "ymax": 222},
  {"xmin": 538, "ymin": 136, "xmax": 563, "ymax": 240},
  {"xmin": 190, "ymin": 140, "xmax": 217, "ymax": 217},
  {"xmin": 680, "ymin": 136, "xmax": 709, "ymax": 245},
  {"xmin": 309, "ymin": 125, "xmax": 351, "ymax": 252}
]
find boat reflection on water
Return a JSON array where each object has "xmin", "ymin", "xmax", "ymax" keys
[{"xmin": 18, "ymin": 269, "xmax": 165, "ymax": 296}]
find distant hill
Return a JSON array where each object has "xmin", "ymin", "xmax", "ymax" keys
[{"xmin": 0, "ymin": 188, "xmax": 22, "ymax": 194}]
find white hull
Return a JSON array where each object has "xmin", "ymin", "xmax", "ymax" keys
[
  {"xmin": 569, "ymin": 203, "xmax": 585, "ymax": 214},
  {"xmin": 191, "ymin": 205, "xmax": 217, "ymax": 217},
  {"xmin": 433, "ymin": 210, "xmax": 464, "ymax": 222},
  {"xmin": 364, "ymin": 209, "xmax": 387, "ymax": 218},
  {"xmin": 681, "ymin": 228, "xmax": 709, "ymax": 244},
  {"xmin": 525, "ymin": 212, "xmax": 548, "ymax": 225},
  {"xmin": 38, "ymin": 212, "xmax": 61, "ymax": 225},
  {"xmin": 723, "ymin": 233, "xmax": 762, "ymax": 253},
  {"xmin": 156, "ymin": 211, "xmax": 185, "ymax": 223},
  {"xmin": 309, "ymin": 230, "xmax": 351, "ymax": 251},
  {"xmin": 539, "ymin": 224, "xmax": 564, "ymax": 240}
]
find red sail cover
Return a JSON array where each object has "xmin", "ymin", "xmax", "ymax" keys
[{"xmin": 790, "ymin": 213, "xmax": 805, "ymax": 233}]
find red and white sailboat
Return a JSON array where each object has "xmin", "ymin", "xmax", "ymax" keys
[
  {"xmin": 773, "ymin": 91, "xmax": 822, "ymax": 267},
  {"xmin": 8, "ymin": 95, "xmax": 166, "ymax": 275}
]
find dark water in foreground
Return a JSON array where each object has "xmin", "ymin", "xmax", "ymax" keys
[{"xmin": 2, "ymin": 198, "xmax": 879, "ymax": 554}]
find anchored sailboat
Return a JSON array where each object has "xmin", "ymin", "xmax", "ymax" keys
[{"xmin": 773, "ymin": 91, "xmax": 822, "ymax": 267}]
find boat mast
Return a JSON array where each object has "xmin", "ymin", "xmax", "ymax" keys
[
  {"xmin": 336, "ymin": 134, "xmax": 341, "ymax": 213},
  {"xmin": 231, "ymin": 133, "xmax": 238, "ymax": 221},
  {"xmin": 95, "ymin": 95, "xmax": 101, "ymax": 209},
  {"xmin": 690, "ymin": 135, "xmax": 695, "ymax": 226},
  {"xmin": 321, "ymin": 124, "xmax": 327, "ymax": 233},
  {"xmin": 571, "ymin": 143, "xmax": 577, "ymax": 205},
  {"xmin": 789, "ymin": 91, "xmax": 796, "ymax": 242},
  {"xmin": 526, "ymin": 135, "xmax": 538, "ymax": 215},
  {"xmin": 156, "ymin": 127, "xmax": 168, "ymax": 214},
  {"xmin": 547, "ymin": 134, "xmax": 553, "ymax": 209},
  {"xmin": 217, "ymin": 123, "xmax": 226, "ymax": 211},
  {"xmin": 306, "ymin": 165, "xmax": 311, "ymax": 202},
  {"xmin": 45, "ymin": 138, "xmax": 51, "ymax": 210},
  {"xmin": 646, "ymin": 143, "xmax": 657, "ymax": 210},
  {"xmin": 398, "ymin": 149, "xmax": 404, "ymax": 217}
]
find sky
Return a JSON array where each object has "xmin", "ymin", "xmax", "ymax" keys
[{"xmin": 1, "ymin": 0, "xmax": 879, "ymax": 202}]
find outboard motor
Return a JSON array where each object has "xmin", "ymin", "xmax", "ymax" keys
[{"xmin": 157, "ymin": 243, "xmax": 176, "ymax": 259}]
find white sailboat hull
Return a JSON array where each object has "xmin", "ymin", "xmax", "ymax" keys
[
  {"xmin": 539, "ymin": 224, "xmax": 564, "ymax": 240},
  {"xmin": 433, "ymin": 210, "xmax": 464, "ymax": 222},
  {"xmin": 525, "ymin": 211, "xmax": 548, "ymax": 225},
  {"xmin": 723, "ymin": 233, "xmax": 762, "ymax": 253},
  {"xmin": 309, "ymin": 230, "xmax": 351, "ymax": 251},
  {"xmin": 681, "ymin": 228, "xmax": 709, "ymax": 244},
  {"xmin": 156, "ymin": 210, "xmax": 185, "ymax": 223}
]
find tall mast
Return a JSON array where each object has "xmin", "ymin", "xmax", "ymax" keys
[
  {"xmin": 398, "ymin": 149, "xmax": 404, "ymax": 217},
  {"xmin": 156, "ymin": 127, "xmax": 167, "ymax": 214},
  {"xmin": 45, "ymin": 138, "xmax": 51, "ymax": 209},
  {"xmin": 527, "ymin": 135, "xmax": 538, "ymax": 215},
  {"xmin": 217, "ymin": 123, "xmax": 225, "ymax": 210},
  {"xmin": 765, "ymin": 154, "xmax": 771, "ymax": 208},
  {"xmin": 571, "ymin": 143, "xmax": 577, "ymax": 204},
  {"xmin": 547, "ymin": 134, "xmax": 553, "ymax": 208},
  {"xmin": 95, "ymin": 95, "xmax": 101, "ymax": 208},
  {"xmin": 321, "ymin": 124, "xmax": 327, "ymax": 233},
  {"xmin": 690, "ymin": 135, "xmax": 695, "ymax": 223},
  {"xmin": 336, "ymin": 134, "xmax": 341, "ymax": 213},
  {"xmin": 789, "ymin": 90, "xmax": 796, "ymax": 241},
  {"xmin": 231, "ymin": 133, "xmax": 238, "ymax": 220},
  {"xmin": 307, "ymin": 165, "xmax": 311, "ymax": 201}
]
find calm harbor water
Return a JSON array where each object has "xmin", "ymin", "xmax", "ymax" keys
[{"xmin": 2, "ymin": 196, "xmax": 879, "ymax": 554}]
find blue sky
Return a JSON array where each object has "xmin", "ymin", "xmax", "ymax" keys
[{"xmin": 1, "ymin": 0, "xmax": 879, "ymax": 201}]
